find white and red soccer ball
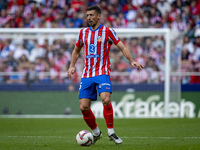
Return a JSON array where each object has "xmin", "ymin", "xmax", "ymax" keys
[{"xmin": 76, "ymin": 130, "xmax": 94, "ymax": 146}]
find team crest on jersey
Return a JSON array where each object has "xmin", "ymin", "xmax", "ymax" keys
[{"xmin": 97, "ymin": 36, "xmax": 102, "ymax": 42}]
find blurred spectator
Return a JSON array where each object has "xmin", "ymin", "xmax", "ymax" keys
[
  {"xmin": 113, "ymin": 12, "xmax": 128, "ymax": 28},
  {"xmin": 0, "ymin": 64, "xmax": 4, "ymax": 83},
  {"xmin": 185, "ymin": 22, "xmax": 195, "ymax": 39},
  {"xmin": 149, "ymin": 65, "xmax": 160, "ymax": 83},
  {"xmin": 13, "ymin": 44, "xmax": 29, "ymax": 60},
  {"xmin": 132, "ymin": 0, "xmax": 144, "ymax": 8},
  {"xmin": 183, "ymin": 35, "xmax": 193, "ymax": 53},
  {"xmin": 190, "ymin": 0, "xmax": 200, "ymax": 17},
  {"xmin": 8, "ymin": 0, "xmax": 20, "ymax": 15},
  {"xmin": 0, "ymin": 9, "xmax": 10, "ymax": 27},
  {"xmin": 158, "ymin": 56, "xmax": 165, "ymax": 72},
  {"xmin": 157, "ymin": 0, "xmax": 171, "ymax": 17},
  {"xmin": 128, "ymin": 38, "xmax": 143, "ymax": 58},
  {"xmin": 53, "ymin": 48, "xmax": 70, "ymax": 70},
  {"xmin": 126, "ymin": 4, "xmax": 137, "ymax": 22},
  {"xmin": 6, "ymin": 66, "xmax": 24, "ymax": 84},
  {"xmin": 107, "ymin": 4, "xmax": 117, "ymax": 21},
  {"xmin": 195, "ymin": 34, "xmax": 200, "ymax": 47},
  {"xmin": 168, "ymin": 2, "xmax": 181, "ymax": 22},
  {"xmin": 18, "ymin": 54, "xmax": 30, "ymax": 72},
  {"xmin": 49, "ymin": 59, "xmax": 60, "ymax": 82},
  {"xmin": 135, "ymin": 49, "xmax": 146, "ymax": 67},
  {"xmin": 68, "ymin": 11, "xmax": 83, "ymax": 28},
  {"xmin": 171, "ymin": 14, "xmax": 187, "ymax": 32},
  {"xmin": 181, "ymin": 4, "xmax": 192, "ymax": 24},
  {"xmin": 129, "ymin": 68, "xmax": 148, "ymax": 84},
  {"xmin": 25, "ymin": 62, "xmax": 38, "ymax": 87},
  {"xmin": 29, "ymin": 40, "xmax": 46, "ymax": 62},
  {"xmin": 164, "ymin": 20, "xmax": 180, "ymax": 41},
  {"xmin": 189, "ymin": 41, "xmax": 200, "ymax": 64},
  {"xmin": 71, "ymin": 0, "xmax": 84, "ymax": 12},
  {"xmin": 154, "ymin": 20, "xmax": 162, "ymax": 28},
  {"xmin": 2, "ymin": 60, "xmax": 12, "ymax": 82},
  {"xmin": 190, "ymin": 67, "xmax": 200, "ymax": 84},
  {"xmin": 0, "ymin": 0, "xmax": 8, "ymax": 11},
  {"xmin": 181, "ymin": 46, "xmax": 190, "ymax": 62},
  {"xmin": 143, "ymin": 37, "xmax": 154, "ymax": 55},
  {"xmin": 38, "ymin": 60, "xmax": 51, "ymax": 83},
  {"xmin": 41, "ymin": 39, "xmax": 49, "ymax": 50},
  {"xmin": 0, "ymin": 39, "xmax": 11, "ymax": 58},
  {"xmin": 44, "ymin": 8, "xmax": 54, "ymax": 28},
  {"xmin": 146, "ymin": 57, "xmax": 156, "ymax": 74},
  {"xmin": 35, "ymin": 57, "xmax": 45, "ymax": 72},
  {"xmin": 24, "ymin": 39, "xmax": 35, "ymax": 53},
  {"xmin": 141, "ymin": 0, "xmax": 152, "ymax": 18},
  {"xmin": 7, "ymin": 50, "xmax": 18, "ymax": 68},
  {"xmin": 110, "ymin": 49, "xmax": 129, "ymax": 83},
  {"xmin": 150, "ymin": 7, "xmax": 162, "ymax": 26}
]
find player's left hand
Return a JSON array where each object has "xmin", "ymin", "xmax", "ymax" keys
[{"xmin": 131, "ymin": 61, "xmax": 144, "ymax": 70}]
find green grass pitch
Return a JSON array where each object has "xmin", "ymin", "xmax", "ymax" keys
[{"xmin": 0, "ymin": 118, "xmax": 200, "ymax": 150}]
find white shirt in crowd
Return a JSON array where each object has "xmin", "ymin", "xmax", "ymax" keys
[
  {"xmin": 29, "ymin": 44, "xmax": 46, "ymax": 62},
  {"xmin": 13, "ymin": 45, "xmax": 29, "ymax": 60}
]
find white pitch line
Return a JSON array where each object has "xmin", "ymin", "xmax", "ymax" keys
[
  {"xmin": 1, "ymin": 136, "xmax": 200, "ymax": 139},
  {"xmin": 3, "ymin": 136, "xmax": 66, "ymax": 138},
  {"xmin": 122, "ymin": 137, "xmax": 200, "ymax": 139}
]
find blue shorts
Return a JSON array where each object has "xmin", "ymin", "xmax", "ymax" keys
[{"xmin": 79, "ymin": 75, "xmax": 112, "ymax": 101}]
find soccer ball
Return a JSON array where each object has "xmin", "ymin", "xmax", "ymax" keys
[{"xmin": 76, "ymin": 130, "xmax": 94, "ymax": 146}]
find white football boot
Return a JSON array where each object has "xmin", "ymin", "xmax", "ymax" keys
[{"xmin": 108, "ymin": 133, "xmax": 123, "ymax": 144}]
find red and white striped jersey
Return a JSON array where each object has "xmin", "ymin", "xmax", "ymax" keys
[{"xmin": 76, "ymin": 24, "xmax": 120, "ymax": 78}]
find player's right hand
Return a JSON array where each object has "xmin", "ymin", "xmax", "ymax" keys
[{"xmin": 67, "ymin": 67, "xmax": 75, "ymax": 79}]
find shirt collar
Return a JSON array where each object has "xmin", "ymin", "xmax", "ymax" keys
[{"xmin": 89, "ymin": 24, "xmax": 103, "ymax": 31}]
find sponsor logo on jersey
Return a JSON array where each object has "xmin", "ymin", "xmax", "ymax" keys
[
  {"xmin": 86, "ymin": 44, "xmax": 99, "ymax": 58},
  {"xmin": 89, "ymin": 44, "xmax": 95, "ymax": 54}
]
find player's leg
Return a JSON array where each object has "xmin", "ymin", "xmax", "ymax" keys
[
  {"xmin": 79, "ymin": 98, "xmax": 97, "ymax": 130},
  {"xmin": 100, "ymin": 92, "xmax": 114, "ymax": 131},
  {"xmin": 79, "ymin": 77, "xmax": 102, "ymax": 144},
  {"xmin": 79, "ymin": 98, "xmax": 102, "ymax": 144},
  {"xmin": 100, "ymin": 92, "xmax": 122, "ymax": 144},
  {"xmin": 96, "ymin": 75, "xmax": 115, "ymax": 135}
]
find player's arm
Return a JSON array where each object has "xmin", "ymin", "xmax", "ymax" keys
[
  {"xmin": 67, "ymin": 45, "xmax": 82, "ymax": 79},
  {"xmin": 116, "ymin": 41, "xmax": 144, "ymax": 70}
]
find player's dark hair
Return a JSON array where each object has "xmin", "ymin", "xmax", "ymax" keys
[{"xmin": 86, "ymin": 5, "xmax": 101, "ymax": 14}]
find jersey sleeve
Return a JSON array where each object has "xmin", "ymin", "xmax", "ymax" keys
[
  {"xmin": 75, "ymin": 29, "xmax": 84, "ymax": 48},
  {"xmin": 108, "ymin": 28, "xmax": 120, "ymax": 45}
]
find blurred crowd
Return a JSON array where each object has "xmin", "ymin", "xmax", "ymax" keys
[{"xmin": 0, "ymin": 0, "xmax": 200, "ymax": 85}]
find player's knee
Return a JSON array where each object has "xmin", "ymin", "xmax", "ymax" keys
[
  {"xmin": 102, "ymin": 96, "xmax": 111, "ymax": 105},
  {"xmin": 80, "ymin": 105, "xmax": 90, "ymax": 112}
]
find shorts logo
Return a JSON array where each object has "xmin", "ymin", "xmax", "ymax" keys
[{"xmin": 99, "ymin": 83, "xmax": 111, "ymax": 89}]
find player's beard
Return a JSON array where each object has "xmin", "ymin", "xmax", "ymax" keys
[
  {"xmin": 90, "ymin": 23, "xmax": 96, "ymax": 28},
  {"xmin": 89, "ymin": 20, "xmax": 97, "ymax": 28}
]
